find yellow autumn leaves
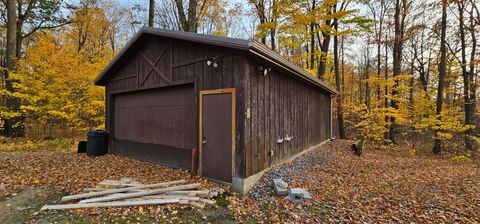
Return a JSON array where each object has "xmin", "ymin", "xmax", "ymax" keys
[{"xmin": 9, "ymin": 7, "xmax": 117, "ymax": 131}]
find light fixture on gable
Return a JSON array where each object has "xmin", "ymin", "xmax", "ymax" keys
[
  {"xmin": 206, "ymin": 57, "xmax": 219, "ymax": 68},
  {"xmin": 258, "ymin": 65, "xmax": 271, "ymax": 77}
]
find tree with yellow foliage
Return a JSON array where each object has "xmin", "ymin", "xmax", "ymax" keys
[{"xmin": 10, "ymin": 2, "xmax": 120, "ymax": 132}]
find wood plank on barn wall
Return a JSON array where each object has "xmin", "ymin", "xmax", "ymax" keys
[
  {"xmin": 262, "ymin": 72, "xmax": 268, "ymax": 167},
  {"xmin": 263, "ymin": 68, "xmax": 272, "ymax": 168},
  {"xmin": 196, "ymin": 62, "xmax": 204, "ymax": 90},
  {"xmin": 223, "ymin": 56, "xmax": 233, "ymax": 87},
  {"xmin": 172, "ymin": 41, "xmax": 181, "ymax": 81},
  {"xmin": 310, "ymin": 89, "xmax": 313, "ymax": 145},
  {"xmin": 316, "ymin": 90, "xmax": 319, "ymax": 144},
  {"xmin": 244, "ymin": 60, "xmax": 252, "ymax": 177},
  {"xmin": 311, "ymin": 89, "xmax": 315, "ymax": 146},
  {"xmin": 285, "ymin": 76, "xmax": 289, "ymax": 155},
  {"xmin": 194, "ymin": 61, "xmax": 203, "ymax": 159},
  {"xmin": 293, "ymin": 83, "xmax": 297, "ymax": 154},
  {"xmin": 296, "ymin": 83, "xmax": 300, "ymax": 153},
  {"xmin": 296, "ymin": 83, "xmax": 301, "ymax": 154},
  {"xmin": 306, "ymin": 89, "xmax": 310, "ymax": 147},
  {"xmin": 217, "ymin": 58, "xmax": 224, "ymax": 89},
  {"xmin": 233, "ymin": 55, "xmax": 245, "ymax": 178},
  {"xmin": 258, "ymin": 67, "xmax": 265, "ymax": 171},
  {"xmin": 186, "ymin": 64, "xmax": 195, "ymax": 81},
  {"xmin": 286, "ymin": 79, "xmax": 292, "ymax": 158},
  {"xmin": 275, "ymin": 73, "xmax": 279, "ymax": 162},
  {"xmin": 320, "ymin": 93, "xmax": 325, "ymax": 140},
  {"xmin": 282, "ymin": 76, "xmax": 287, "ymax": 159},
  {"xmin": 269, "ymin": 71, "xmax": 275, "ymax": 166},
  {"xmin": 202, "ymin": 57, "xmax": 212, "ymax": 90},
  {"xmin": 303, "ymin": 88, "xmax": 308, "ymax": 149},
  {"xmin": 274, "ymin": 71, "xmax": 280, "ymax": 164},
  {"xmin": 251, "ymin": 63, "xmax": 259, "ymax": 174},
  {"xmin": 179, "ymin": 43, "xmax": 187, "ymax": 81}
]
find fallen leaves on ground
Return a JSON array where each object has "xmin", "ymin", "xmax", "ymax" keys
[
  {"xmin": 229, "ymin": 140, "xmax": 480, "ymax": 223},
  {"xmin": 1, "ymin": 140, "xmax": 479, "ymax": 223},
  {"xmin": 0, "ymin": 151, "xmax": 224, "ymax": 221},
  {"xmin": 0, "ymin": 151, "xmax": 220, "ymax": 197}
]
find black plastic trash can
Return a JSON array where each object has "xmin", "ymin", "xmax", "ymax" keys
[{"xmin": 86, "ymin": 130, "xmax": 108, "ymax": 157}]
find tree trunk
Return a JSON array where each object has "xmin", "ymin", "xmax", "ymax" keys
[
  {"xmin": 187, "ymin": 0, "xmax": 198, "ymax": 32},
  {"xmin": 365, "ymin": 41, "xmax": 371, "ymax": 109},
  {"xmin": 148, "ymin": 0, "xmax": 155, "ymax": 27},
  {"xmin": 457, "ymin": 1, "xmax": 475, "ymax": 152},
  {"xmin": 409, "ymin": 57, "xmax": 415, "ymax": 108},
  {"xmin": 384, "ymin": 30, "xmax": 389, "ymax": 110},
  {"xmin": 309, "ymin": 0, "xmax": 316, "ymax": 70},
  {"xmin": 433, "ymin": 0, "xmax": 447, "ymax": 154},
  {"xmin": 175, "ymin": 0, "xmax": 198, "ymax": 32},
  {"xmin": 389, "ymin": 0, "xmax": 406, "ymax": 144},
  {"xmin": 376, "ymin": 18, "xmax": 382, "ymax": 103},
  {"xmin": 270, "ymin": 0, "xmax": 277, "ymax": 50},
  {"xmin": 317, "ymin": 32, "xmax": 331, "ymax": 79},
  {"xmin": 341, "ymin": 36, "xmax": 345, "ymax": 95},
  {"xmin": 3, "ymin": 0, "xmax": 24, "ymax": 137},
  {"xmin": 16, "ymin": 2, "xmax": 22, "ymax": 59},
  {"xmin": 468, "ymin": 6, "xmax": 477, "ymax": 153},
  {"xmin": 333, "ymin": 16, "xmax": 345, "ymax": 139},
  {"xmin": 316, "ymin": 3, "xmax": 334, "ymax": 79}
]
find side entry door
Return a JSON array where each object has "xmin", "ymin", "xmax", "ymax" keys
[{"xmin": 199, "ymin": 88, "xmax": 235, "ymax": 183}]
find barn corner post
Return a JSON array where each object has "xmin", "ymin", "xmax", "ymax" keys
[{"xmin": 231, "ymin": 58, "xmax": 250, "ymax": 196}]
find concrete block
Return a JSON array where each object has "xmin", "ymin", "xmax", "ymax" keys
[
  {"xmin": 273, "ymin": 179, "xmax": 288, "ymax": 196},
  {"xmin": 285, "ymin": 188, "xmax": 312, "ymax": 202}
]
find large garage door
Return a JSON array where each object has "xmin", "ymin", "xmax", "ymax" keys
[{"xmin": 113, "ymin": 84, "xmax": 195, "ymax": 168}]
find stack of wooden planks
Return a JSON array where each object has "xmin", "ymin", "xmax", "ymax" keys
[{"xmin": 41, "ymin": 178, "xmax": 223, "ymax": 210}]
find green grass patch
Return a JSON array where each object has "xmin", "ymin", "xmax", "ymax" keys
[
  {"xmin": 308, "ymin": 204, "xmax": 332, "ymax": 217},
  {"xmin": 215, "ymin": 197, "xmax": 230, "ymax": 208},
  {"xmin": 0, "ymin": 137, "xmax": 78, "ymax": 152}
]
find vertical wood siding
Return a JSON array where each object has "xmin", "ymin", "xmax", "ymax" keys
[
  {"xmin": 243, "ymin": 59, "xmax": 332, "ymax": 177},
  {"xmin": 103, "ymin": 33, "xmax": 332, "ymax": 179},
  {"xmin": 104, "ymin": 34, "xmax": 245, "ymax": 177}
]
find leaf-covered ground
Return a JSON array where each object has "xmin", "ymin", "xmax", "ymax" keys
[
  {"xmin": 229, "ymin": 140, "xmax": 480, "ymax": 223},
  {"xmin": 0, "ymin": 140, "xmax": 479, "ymax": 223},
  {"xmin": 0, "ymin": 150, "xmax": 230, "ymax": 223}
]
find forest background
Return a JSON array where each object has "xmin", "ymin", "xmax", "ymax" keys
[{"xmin": 0, "ymin": 0, "xmax": 479, "ymax": 157}]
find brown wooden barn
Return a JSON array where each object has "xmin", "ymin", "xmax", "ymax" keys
[{"xmin": 94, "ymin": 27, "xmax": 337, "ymax": 194}]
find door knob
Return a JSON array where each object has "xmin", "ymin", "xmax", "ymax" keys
[{"xmin": 202, "ymin": 136, "xmax": 207, "ymax": 144}]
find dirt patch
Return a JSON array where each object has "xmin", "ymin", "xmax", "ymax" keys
[
  {"xmin": 0, "ymin": 187, "xmax": 65, "ymax": 223},
  {"xmin": 30, "ymin": 207, "xmax": 234, "ymax": 224}
]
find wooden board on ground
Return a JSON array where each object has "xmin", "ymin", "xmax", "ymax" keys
[
  {"xmin": 98, "ymin": 180, "xmax": 145, "ymax": 188},
  {"xmin": 41, "ymin": 199, "xmax": 180, "ymax": 210},
  {"xmin": 61, "ymin": 180, "xmax": 186, "ymax": 202},
  {"xmin": 76, "ymin": 183, "xmax": 201, "ymax": 203},
  {"xmin": 43, "ymin": 178, "xmax": 218, "ymax": 211},
  {"xmin": 166, "ymin": 190, "xmax": 210, "ymax": 197},
  {"xmin": 189, "ymin": 201, "xmax": 206, "ymax": 209}
]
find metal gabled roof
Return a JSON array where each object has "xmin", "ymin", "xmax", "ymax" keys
[{"xmin": 94, "ymin": 27, "xmax": 337, "ymax": 95}]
